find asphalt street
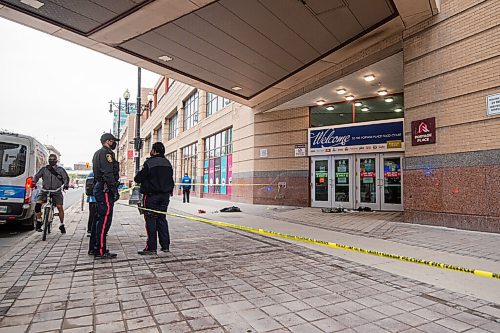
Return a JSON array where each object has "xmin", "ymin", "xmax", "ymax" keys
[{"xmin": 0, "ymin": 187, "xmax": 83, "ymax": 259}]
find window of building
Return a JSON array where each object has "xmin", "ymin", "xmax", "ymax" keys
[
  {"xmin": 166, "ymin": 150, "xmax": 177, "ymax": 181},
  {"xmin": 168, "ymin": 111, "xmax": 178, "ymax": 140},
  {"xmin": 310, "ymin": 93, "xmax": 404, "ymax": 127},
  {"xmin": 154, "ymin": 125, "xmax": 163, "ymax": 143},
  {"xmin": 206, "ymin": 92, "xmax": 231, "ymax": 117},
  {"xmin": 203, "ymin": 128, "xmax": 232, "ymax": 195},
  {"xmin": 183, "ymin": 90, "xmax": 199, "ymax": 131},
  {"xmin": 181, "ymin": 142, "xmax": 197, "ymax": 191}
]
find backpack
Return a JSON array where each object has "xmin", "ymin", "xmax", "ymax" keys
[{"xmin": 85, "ymin": 177, "xmax": 95, "ymax": 196}]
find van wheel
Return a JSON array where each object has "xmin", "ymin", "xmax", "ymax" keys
[{"xmin": 21, "ymin": 215, "xmax": 35, "ymax": 231}]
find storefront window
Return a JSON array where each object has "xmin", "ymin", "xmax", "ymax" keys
[
  {"xmin": 183, "ymin": 90, "xmax": 199, "ymax": 131},
  {"xmin": 166, "ymin": 151, "xmax": 177, "ymax": 181},
  {"xmin": 168, "ymin": 111, "xmax": 179, "ymax": 140},
  {"xmin": 203, "ymin": 128, "xmax": 232, "ymax": 195},
  {"xmin": 181, "ymin": 143, "xmax": 197, "ymax": 190},
  {"xmin": 206, "ymin": 92, "xmax": 231, "ymax": 117},
  {"xmin": 311, "ymin": 93, "xmax": 404, "ymax": 127}
]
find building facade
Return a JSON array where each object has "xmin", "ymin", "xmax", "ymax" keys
[{"xmin": 129, "ymin": 0, "xmax": 500, "ymax": 234}]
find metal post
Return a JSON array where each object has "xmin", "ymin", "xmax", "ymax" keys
[
  {"xmin": 135, "ymin": 67, "xmax": 142, "ymax": 175},
  {"xmin": 117, "ymin": 97, "xmax": 121, "ymax": 157}
]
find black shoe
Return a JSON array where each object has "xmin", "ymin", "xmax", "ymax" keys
[
  {"xmin": 137, "ymin": 250, "xmax": 157, "ymax": 255},
  {"xmin": 94, "ymin": 252, "xmax": 117, "ymax": 259},
  {"xmin": 160, "ymin": 248, "xmax": 169, "ymax": 252},
  {"xmin": 88, "ymin": 250, "xmax": 95, "ymax": 256},
  {"xmin": 59, "ymin": 225, "xmax": 66, "ymax": 234},
  {"xmin": 35, "ymin": 221, "xmax": 43, "ymax": 232}
]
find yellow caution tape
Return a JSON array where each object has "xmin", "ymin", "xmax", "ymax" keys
[{"xmin": 116, "ymin": 202, "xmax": 500, "ymax": 280}]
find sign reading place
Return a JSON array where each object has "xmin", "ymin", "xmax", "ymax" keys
[{"xmin": 411, "ymin": 117, "xmax": 436, "ymax": 146}]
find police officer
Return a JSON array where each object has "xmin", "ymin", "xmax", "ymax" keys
[
  {"xmin": 91, "ymin": 133, "xmax": 120, "ymax": 259},
  {"xmin": 134, "ymin": 142, "xmax": 174, "ymax": 255}
]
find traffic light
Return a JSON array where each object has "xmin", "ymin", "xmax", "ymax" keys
[{"xmin": 85, "ymin": 162, "xmax": 90, "ymax": 169}]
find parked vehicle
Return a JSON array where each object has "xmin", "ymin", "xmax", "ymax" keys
[{"xmin": 0, "ymin": 131, "xmax": 48, "ymax": 229}]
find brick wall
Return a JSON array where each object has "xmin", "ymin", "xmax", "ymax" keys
[{"xmin": 403, "ymin": 0, "xmax": 500, "ymax": 232}]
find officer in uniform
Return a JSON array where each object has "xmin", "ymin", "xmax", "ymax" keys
[
  {"xmin": 134, "ymin": 142, "xmax": 174, "ymax": 255},
  {"xmin": 91, "ymin": 133, "xmax": 120, "ymax": 259}
]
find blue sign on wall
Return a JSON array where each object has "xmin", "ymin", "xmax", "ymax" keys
[{"xmin": 308, "ymin": 120, "xmax": 404, "ymax": 155}]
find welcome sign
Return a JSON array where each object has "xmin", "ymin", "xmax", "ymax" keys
[{"xmin": 308, "ymin": 119, "xmax": 404, "ymax": 155}]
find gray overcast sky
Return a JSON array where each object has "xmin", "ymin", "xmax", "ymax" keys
[{"xmin": 0, "ymin": 17, "xmax": 160, "ymax": 168}]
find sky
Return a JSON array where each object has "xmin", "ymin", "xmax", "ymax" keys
[{"xmin": 0, "ymin": 17, "xmax": 160, "ymax": 168}]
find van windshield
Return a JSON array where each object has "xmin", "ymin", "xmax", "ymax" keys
[{"xmin": 0, "ymin": 142, "xmax": 27, "ymax": 177}]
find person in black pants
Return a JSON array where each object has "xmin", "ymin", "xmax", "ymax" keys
[
  {"xmin": 134, "ymin": 142, "xmax": 174, "ymax": 255},
  {"xmin": 91, "ymin": 133, "xmax": 120, "ymax": 259}
]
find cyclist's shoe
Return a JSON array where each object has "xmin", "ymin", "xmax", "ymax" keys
[
  {"xmin": 138, "ymin": 250, "xmax": 157, "ymax": 255},
  {"xmin": 35, "ymin": 221, "xmax": 43, "ymax": 232},
  {"xmin": 94, "ymin": 252, "xmax": 117, "ymax": 259},
  {"xmin": 59, "ymin": 225, "xmax": 66, "ymax": 234}
]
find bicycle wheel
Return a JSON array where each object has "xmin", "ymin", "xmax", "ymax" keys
[{"xmin": 42, "ymin": 206, "xmax": 51, "ymax": 241}]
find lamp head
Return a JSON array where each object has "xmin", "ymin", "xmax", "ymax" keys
[{"xmin": 123, "ymin": 89, "xmax": 130, "ymax": 101}]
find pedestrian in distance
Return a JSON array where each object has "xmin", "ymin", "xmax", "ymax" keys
[
  {"xmin": 180, "ymin": 173, "xmax": 192, "ymax": 203},
  {"xmin": 91, "ymin": 133, "xmax": 120, "ymax": 259},
  {"xmin": 33, "ymin": 154, "xmax": 69, "ymax": 234},
  {"xmin": 134, "ymin": 142, "xmax": 174, "ymax": 255}
]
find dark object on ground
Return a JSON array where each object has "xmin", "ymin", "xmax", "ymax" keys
[
  {"xmin": 321, "ymin": 208, "xmax": 344, "ymax": 213},
  {"xmin": 357, "ymin": 206, "xmax": 372, "ymax": 212},
  {"xmin": 197, "ymin": 209, "xmax": 206, "ymax": 214},
  {"xmin": 220, "ymin": 206, "xmax": 242, "ymax": 212}
]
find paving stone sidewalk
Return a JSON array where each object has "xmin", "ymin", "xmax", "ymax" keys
[
  {"xmin": 169, "ymin": 197, "xmax": 500, "ymax": 262},
  {"xmin": 0, "ymin": 203, "xmax": 499, "ymax": 333}
]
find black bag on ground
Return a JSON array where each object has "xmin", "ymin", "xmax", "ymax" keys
[{"xmin": 220, "ymin": 206, "xmax": 241, "ymax": 212}]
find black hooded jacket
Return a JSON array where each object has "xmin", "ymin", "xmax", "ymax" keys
[{"xmin": 134, "ymin": 155, "xmax": 174, "ymax": 195}]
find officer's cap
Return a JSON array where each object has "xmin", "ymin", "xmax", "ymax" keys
[{"xmin": 100, "ymin": 133, "xmax": 119, "ymax": 143}]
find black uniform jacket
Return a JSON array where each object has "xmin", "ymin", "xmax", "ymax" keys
[
  {"xmin": 92, "ymin": 147, "xmax": 119, "ymax": 188},
  {"xmin": 134, "ymin": 156, "xmax": 174, "ymax": 195}
]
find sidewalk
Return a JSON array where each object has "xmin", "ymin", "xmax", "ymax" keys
[{"xmin": 0, "ymin": 199, "xmax": 498, "ymax": 333}]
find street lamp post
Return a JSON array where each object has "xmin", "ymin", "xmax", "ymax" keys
[
  {"xmin": 133, "ymin": 67, "xmax": 154, "ymax": 175},
  {"xmin": 108, "ymin": 89, "xmax": 131, "ymax": 159}
]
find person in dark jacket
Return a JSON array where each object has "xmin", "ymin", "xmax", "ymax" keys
[
  {"xmin": 134, "ymin": 142, "xmax": 174, "ymax": 255},
  {"xmin": 180, "ymin": 173, "xmax": 192, "ymax": 203},
  {"xmin": 91, "ymin": 133, "xmax": 120, "ymax": 259}
]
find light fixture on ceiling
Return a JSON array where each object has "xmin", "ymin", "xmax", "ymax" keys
[
  {"xmin": 158, "ymin": 55, "xmax": 173, "ymax": 62},
  {"xmin": 336, "ymin": 88, "xmax": 346, "ymax": 95},
  {"xmin": 316, "ymin": 99, "xmax": 326, "ymax": 106},
  {"xmin": 361, "ymin": 107, "xmax": 369, "ymax": 112},
  {"xmin": 232, "ymin": 86, "xmax": 242, "ymax": 91},
  {"xmin": 384, "ymin": 97, "xmax": 394, "ymax": 103},
  {"xmin": 377, "ymin": 90, "xmax": 388, "ymax": 96},
  {"xmin": 326, "ymin": 106, "xmax": 335, "ymax": 111},
  {"xmin": 21, "ymin": 0, "xmax": 44, "ymax": 9},
  {"xmin": 345, "ymin": 95, "xmax": 355, "ymax": 101},
  {"xmin": 394, "ymin": 108, "xmax": 403, "ymax": 113},
  {"xmin": 364, "ymin": 74, "xmax": 376, "ymax": 82},
  {"xmin": 354, "ymin": 102, "xmax": 362, "ymax": 107}
]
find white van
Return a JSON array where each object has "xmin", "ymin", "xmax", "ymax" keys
[{"xmin": 0, "ymin": 131, "xmax": 48, "ymax": 229}]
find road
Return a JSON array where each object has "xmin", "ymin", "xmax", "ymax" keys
[{"xmin": 0, "ymin": 187, "xmax": 84, "ymax": 258}]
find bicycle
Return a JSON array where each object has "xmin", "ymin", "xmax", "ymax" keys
[{"xmin": 39, "ymin": 185, "xmax": 64, "ymax": 241}]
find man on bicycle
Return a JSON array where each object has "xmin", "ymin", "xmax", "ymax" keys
[{"xmin": 33, "ymin": 154, "xmax": 69, "ymax": 233}]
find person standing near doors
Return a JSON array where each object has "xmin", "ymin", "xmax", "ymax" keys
[
  {"xmin": 134, "ymin": 142, "xmax": 174, "ymax": 255},
  {"xmin": 180, "ymin": 173, "xmax": 192, "ymax": 203}
]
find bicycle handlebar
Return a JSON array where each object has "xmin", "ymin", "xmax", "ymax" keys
[{"xmin": 40, "ymin": 185, "xmax": 65, "ymax": 193}]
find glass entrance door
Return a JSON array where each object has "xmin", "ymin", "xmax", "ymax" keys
[
  {"xmin": 380, "ymin": 154, "xmax": 403, "ymax": 211},
  {"xmin": 355, "ymin": 153, "xmax": 403, "ymax": 211},
  {"xmin": 356, "ymin": 155, "xmax": 379, "ymax": 211},
  {"xmin": 311, "ymin": 157, "xmax": 331, "ymax": 207},
  {"xmin": 333, "ymin": 156, "xmax": 354, "ymax": 209}
]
